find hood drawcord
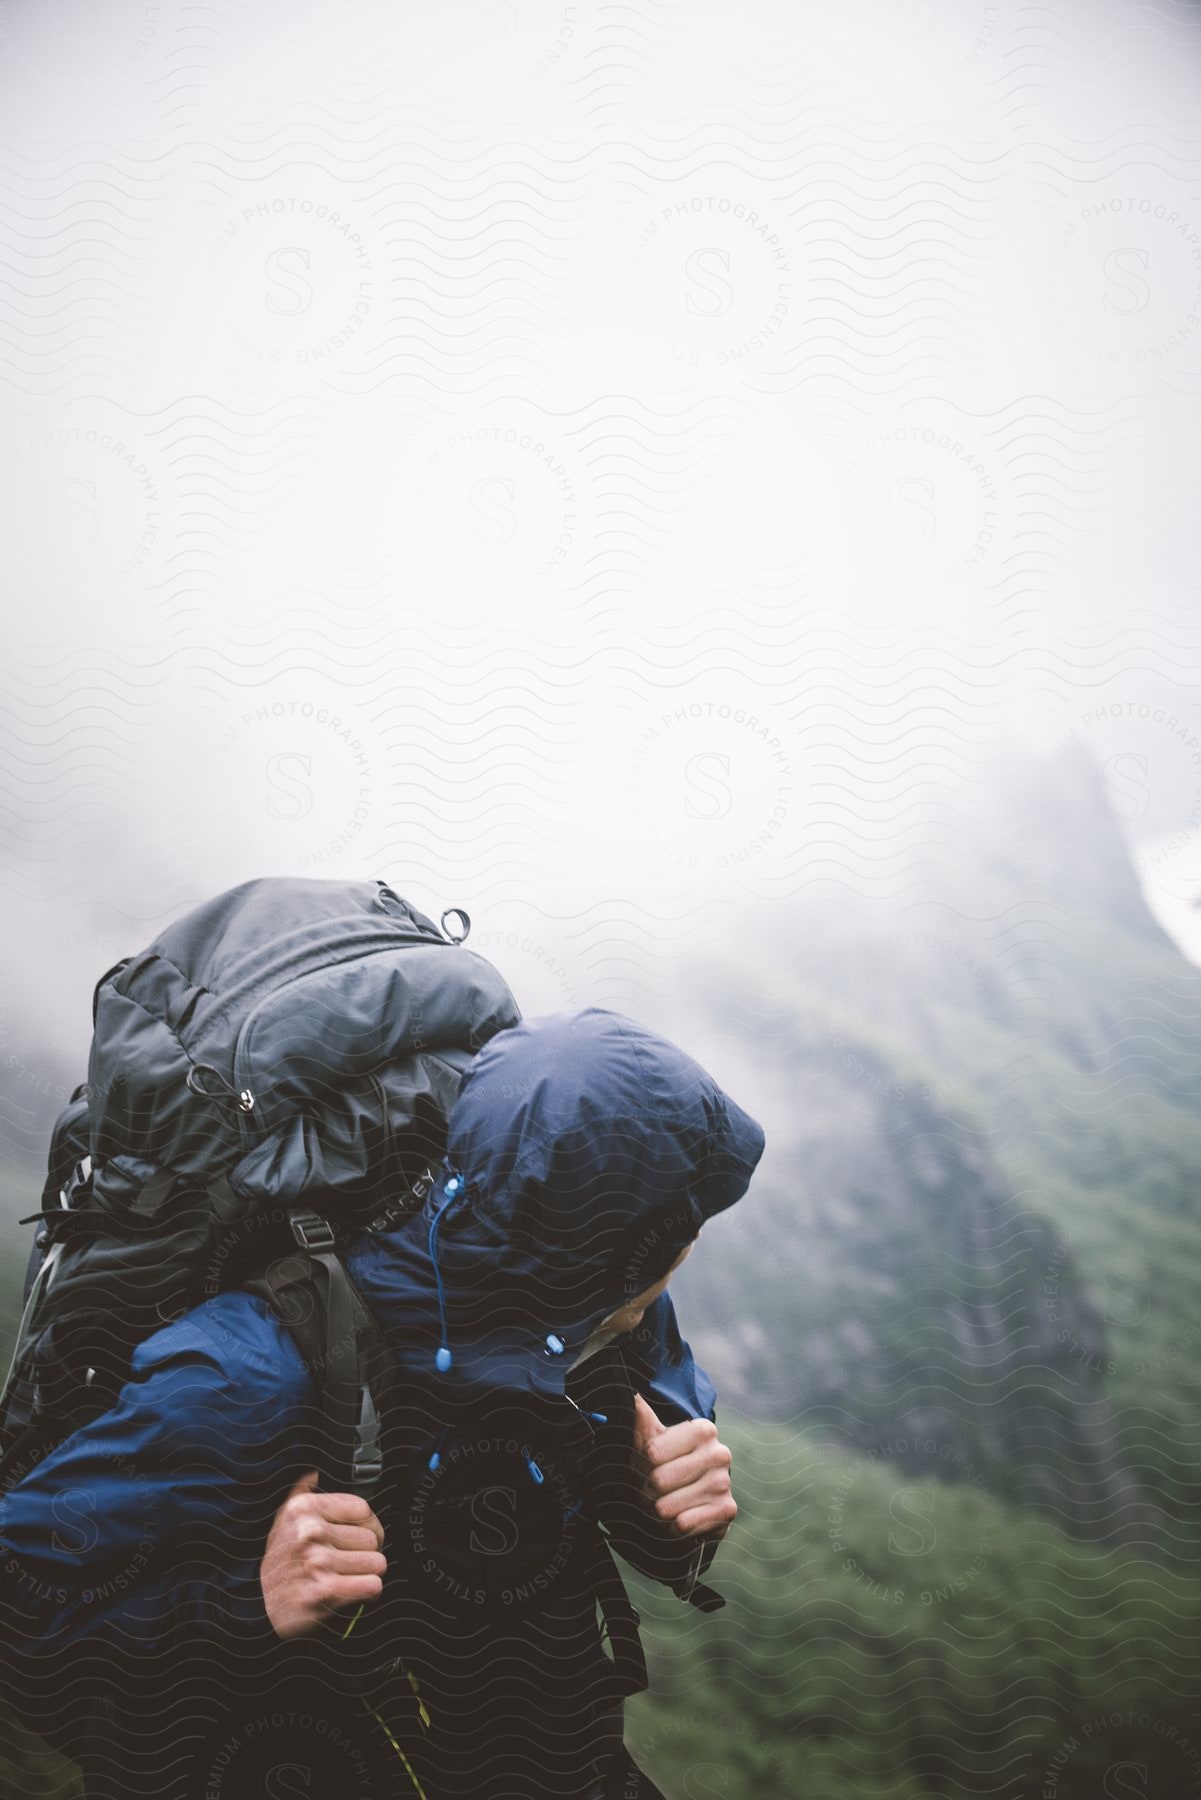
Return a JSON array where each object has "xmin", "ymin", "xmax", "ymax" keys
[
  {"xmin": 427, "ymin": 1168, "xmax": 611, "ymax": 1490},
  {"xmin": 429, "ymin": 1171, "xmax": 465, "ymax": 1373}
]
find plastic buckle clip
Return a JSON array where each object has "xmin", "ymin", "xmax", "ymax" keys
[
  {"xmin": 352, "ymin": 1446, "xmax": 384, "ymax": 1486},
  {"xmin": 59, "ymin": 1155, "xmax": 93, "ymax": 1210},
  {"xmin": 289, "ymin": 1211, "xmax": 336, "ymax": 1253}
]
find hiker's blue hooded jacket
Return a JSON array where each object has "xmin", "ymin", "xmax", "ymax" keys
[{"xmin": 0, "ymin": 1008, "xmax": 765, "ymax": 1792}]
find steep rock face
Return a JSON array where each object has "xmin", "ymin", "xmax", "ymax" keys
[
  {"xmin": 657, "ymin": 738, "xmax": 1201, "ymax": 1552},
  {"xmin": 969, "ymin": 737, "xmax": 1180, "ymax": 952},
  {"xmin": 679, "ymin": 1019, "xmax": 1153, "ymax": 1547}
]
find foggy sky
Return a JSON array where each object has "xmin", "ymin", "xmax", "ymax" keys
[{"xmin": 3, "ymin": 0, "xmax": 1201, "ymax": 1089}]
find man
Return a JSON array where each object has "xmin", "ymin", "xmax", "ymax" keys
[{"xmin": 1, "ymin": 1007, "xmax": 765, "ymax": 1798}]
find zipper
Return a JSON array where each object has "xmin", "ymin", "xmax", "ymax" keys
[
  {"xmin": 231, "ymin": 932, "xmax": 458, "ymax": 1150},
  {"xmin": 206, "ymin": 912, "xmax": 455, "ymax": 1032},
  {"xmin": 184, "ymin": 1062, "xmax": 258, "ymax": 1135}
]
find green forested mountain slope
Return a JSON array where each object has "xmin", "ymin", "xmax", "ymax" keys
[{"xmin": 626, "ymin": 1417, "xmax": 1201, "ymax": 1800}]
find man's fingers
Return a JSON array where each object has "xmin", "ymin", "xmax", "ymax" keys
[
  {"xmin": 640, "ymin": 1416, "xmax": 718, "ymax": 1467},
  {"xmin": 315, "ymin": 1573, "xmax": 384, "ymax": 1614},
  {"xmin": 651, "ymin": 1468, "xmax": 734, "ymax": 1522},
  {"xmin": 631, "ymin": 1395, "xmax": 666, "ymax": 1476},
  {"xmin": 309, "ymin": 1491, "xmax": 377, "ymax": 1523},
  {"xmin": 670, "ymin": 1495, "xmax": 738, "ymax": 1538},
  {"xmin": 304, "ymin": 1491, "xmax": 385, "ymax": 1544},
  {"xmin": 313, "ymin": 1522, "xmax": 384, "ymax": 1554},
  {"xmin": 674, "ymin": 1507, "xmax": 735, "ymax": 1539},
  {"xmin": 633, "ymin": 1393, "xmax": 666, "ymax": 1436},
  {"xmin": 644, "ymin": 1438, "xmax": 731, "ymax": 1498},
  {"xmin": 307, "ymin": 1547, "xmax": 387, "ymax": 1577}
]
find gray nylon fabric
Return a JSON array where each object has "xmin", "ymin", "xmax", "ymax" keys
[{"xmin": 86, "ymin": 876, "xmax": 521, "ymax": 1211}]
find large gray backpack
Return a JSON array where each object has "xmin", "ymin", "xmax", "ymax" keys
[{"xmin": 0, "ymin": 875, "xmax": 521, "ymax": 1499}]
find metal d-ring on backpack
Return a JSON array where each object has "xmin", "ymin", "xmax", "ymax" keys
[{"xmin": 0, "ymin": 876, "xmax": 522, "ymax": 1504}]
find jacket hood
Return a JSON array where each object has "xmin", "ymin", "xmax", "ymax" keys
[
  {"xmin": 345, "ymin": 1007, "xmax": 765, "ymax": 1428},
  {"xmin": 444, "ymin": 1005, "xmax": 764, "ymax": 1313}
]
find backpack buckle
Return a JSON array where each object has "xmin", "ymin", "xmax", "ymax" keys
[
  {"xmin": 352, "ymin": 1444, "xmax": 384, "ymax": 1486},
  {"xmin": 289, "ymin": 1211, "xmax": 336, "ymax": 1253},
  {"xmin": 351, "ymin": 1385, "xmax": 383, "ymax": 1491},
  {"xmin": 59, "ymin": 1155, "xmax": 92, "ymax": 1210}
]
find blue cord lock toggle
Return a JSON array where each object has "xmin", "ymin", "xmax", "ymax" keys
[
  {"xmin": 545, "ymin": 1333, "xmax": 565, "ymax": 1355},
  {"xmin": 526, "ymin": 1457, "xmax": 544, "ymax": 1486}
]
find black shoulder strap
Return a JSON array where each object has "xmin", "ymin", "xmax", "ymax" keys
[
  {"xmin": 587, "ymin": 1525, "xmax": 650, "ymax": 1699},
  {"xmin": 243, "ymin": 1208, "xmax": 388, "ymax": 1500}
]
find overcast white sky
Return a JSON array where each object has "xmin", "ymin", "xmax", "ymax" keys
[{"xmin": 2, "ymin": 0, "xmax": 1201, "ymax": 1084}]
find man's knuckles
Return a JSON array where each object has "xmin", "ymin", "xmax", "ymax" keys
[
  {"xmin": 675, "ymin": 1495, "xmax": 738, "ymax": 1534},
  {"xmin": 686, "ymin": 1419, "xmax": 719, "ymax": 1447},
  {"xmin": 304, "ymin": 1567, "xmax": 383, "ymax": 1607},
  {"xmin": 653, "ymin": 1468, "xmax": 734, "ymax": 1519},
  {"xmin": 286, "ymin": 1498, "xmax": 382, "ymax": 1548},
  {"xmin": 645, "ymin": 1417, "xmax": 718, "ymax": 1463},
  {"xmin": 300, "ymin": 1543, "xmax": 386, "ymax": 1576},
  {"xmin": 322, "ymin": 1494, "xmax": 374, "ymax": 1524},
  {"xmin": 289, "ymin": 1489, "xmax": 374, "ymax": 1521},
  {"xmin": 648, "ymin": 1440, "xmax": 732, "ymax": 1491}
]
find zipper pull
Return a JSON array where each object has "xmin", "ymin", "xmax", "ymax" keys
[{"xmin": 186, "ymin": 1063, "xmax": 256, "ymax": 1115}]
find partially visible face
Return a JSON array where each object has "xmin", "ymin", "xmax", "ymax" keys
[{"xmin": 600, "ymin": 1238, "xmax": 696, "ymax": 1336}]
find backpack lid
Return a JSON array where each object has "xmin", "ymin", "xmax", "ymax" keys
[{"xmin": 85, "ymin": 876, "xmax": 520, "ymax": 1208}]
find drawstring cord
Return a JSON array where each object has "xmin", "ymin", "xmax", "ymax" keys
[{"xmin": 428, "ymin": 1172, "xmax": 465, "ymax": 1372}]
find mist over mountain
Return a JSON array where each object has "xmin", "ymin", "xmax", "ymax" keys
[{"xmin": 663, "ymin": 740, "xmax": 1201, "ymax": 1559}]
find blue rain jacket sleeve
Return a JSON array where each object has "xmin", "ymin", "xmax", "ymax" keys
[
  {"xmin": 2, "ymin": 1288, "xmax": 721, "ymax": 1640},
  {"xmin": 642, "ymin": 1291, "xmax": 725, "ymax": 1593},
  {"xmin": 0, "ymin": 1292, "xmax": 317, "ymax": 1673},
  {"xmin": 634, "ymin": 1291, "xmax": 717, "ymax": 1427}
]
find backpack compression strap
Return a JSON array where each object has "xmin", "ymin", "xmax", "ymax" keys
[{"xmin": 587, "ymin": 1525, "xmax": 650, "ymax": 1698}]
